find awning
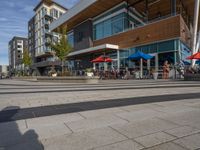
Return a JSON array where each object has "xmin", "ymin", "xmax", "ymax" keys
[
  {"xmin": 91, "ymin": 56, "xmax": 113, "ymax": 63},
  {"xmin": 68, "ymin": 44, "xmax": 119, "ymax": 57},
  {"xmin": 187, "ymin": 52, "xmax": 200, "ymax": 60}
]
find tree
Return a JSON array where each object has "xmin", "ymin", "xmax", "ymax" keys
[
  {"xmin": 22, "ymin": 48, "xmax": 32, "ymax": 76},
  {"xmin": 50, "ymin": 27, "xmax": 72, "ymax": 76}
]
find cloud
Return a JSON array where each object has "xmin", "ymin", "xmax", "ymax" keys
[
  {"xmin": 0, "ymin": 17, "xmax": 8, "ymax": 22},
  {"xmin": 3, "ymin": 1, "xmax": 15, "ymax": 8},
  {"xmin": 20, "ymin": 5, "xmax": 34, "ymax": 13},
  {"xmin": 0, "ymin": 0, "xmax": 79, "ymax": 65}
]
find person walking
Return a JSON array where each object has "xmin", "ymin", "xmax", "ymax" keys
[{"xmin": 163, "ymin": 60, "xmax": 170, "ymax": 79}]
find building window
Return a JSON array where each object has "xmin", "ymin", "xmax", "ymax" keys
[
  {"xmin": 77, "ymin": 32, "xmax": 84, "ymax": 42},
  {"xmin": 112, "ymin": 14, "xmax": 124, "ymax": 34},
  {"xmin": 95, "ymin": 23, "xmax": 104, "ymax": 40},
  {"xmin": 67, "ymin": 32, "xmax": 74, "ymax": 47},
  {"xmin": 50, "ymin": 9, "xmax": 53, "ymax": 17},
  {"xmin": 17, "ymin": 45, "xmax": 22, "ymax": 49},
  {"xmin": 17, "ymin": 40, "xmax": 22, "ymax": 43},
  {"xmin": 42, "ymin": 7, "xmax": 47, "ymax": 16},
  {"xmin": 93, "ymin": 13, "xmax": 126, "ymax": 40}
]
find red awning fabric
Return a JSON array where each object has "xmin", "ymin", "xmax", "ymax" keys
[
  {"xmin": 187, "ymin": 52, "xmax": 200, "ymax": 60},
  {"xmin": 104, "ymin": 57, "xmax": 113, "ymax": 62},
  {"xmin": 91, "ymin": 56, "xmax": 113, "ymax": 63},
  {"xmin": 91, "ymin": 56, "xmax": 105, "ymax": 63}
]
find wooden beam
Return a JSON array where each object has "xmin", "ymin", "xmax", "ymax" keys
[{"xmin": 128, "ymin": 0, "xmax": 144, "ymax": 7}]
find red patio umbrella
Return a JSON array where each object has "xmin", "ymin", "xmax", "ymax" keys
[
  {"xmin": 187, "ymin": 52, "xmax": 200, "ymax": 60},
  {"xmin": 91, "ymin": 56, "xmax": 105, "ymax": 63},
  {"xmin": 91, "ymin": 56, "xmax": 112, "ymax": 63},
  {"xmin": 104, "ymin": 57, "xmax": 113, "ymax": 62}
]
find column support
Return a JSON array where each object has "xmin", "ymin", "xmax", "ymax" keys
[
  {"xmin": 145, "ymin": 0, "xmax": 149, "ymax": 22},
  {"xmin": 195, "ymin": 32, "xmax": 200, "ymax": 53},
  {"xmin": 192, "ymin": 0, "xmax": 200, "ymax": 66},
  {"xmin": 155, "ymin": 53, "xmax": 159, "ymax": 72},
  {"xmin": 117, "ymin": 50, "xmax": 120, "ymax": 70},
  {"xmin": 147, "ymin": 59, "xmax": 150, "ymax": 71},
  {"xmin": 140, "ymin": 58, "xmax": 143, "ymax": 79},
  {"xmin": 171, "ymin": 0, "xmax": 176, "ymax": 15}
]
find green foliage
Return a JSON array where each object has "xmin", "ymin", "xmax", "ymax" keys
[
  {"xmin": 85, "ymin": 68, "xmax": 93, "ymax": 73},
  {"xmin": 51, "ymin": 27, "xmax": 72, "ymax": 62},
  {"xmin": 22, "ymin": 48, "xmax": 32, "ymax": 67},
  {"xmin": 50, "ymin": 27, "xmax": 72, "ymax": 75}
]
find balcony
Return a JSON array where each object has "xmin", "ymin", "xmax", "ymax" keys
[
  {"xmin": 44, "ymin": 14, "xmax": 53, "ymax": 21},
  {"xmin": 93, "ymin": 15, "xmax": 191, "ymax": 49}
]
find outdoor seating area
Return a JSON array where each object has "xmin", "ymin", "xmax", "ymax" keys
[{"xmin": 183, "ymin": 52, "xmax": 200, "ymax": 80}]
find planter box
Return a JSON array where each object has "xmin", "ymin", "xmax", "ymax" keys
[{"xmin": 37, "ymin": 76, "xmax": 99, "ymax": 83}]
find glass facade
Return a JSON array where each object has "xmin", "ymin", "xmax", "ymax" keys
[
  {"xmin": 132, "ymin": 40, "xmax": 178, "ymax": 54},
  {"xmin": 106, "ymin": 39, "xmax": 181, "ymax": 68},
  {"xmin": 180, "ymin": 42, "xmax": 191, "ymax": 62},
  {"xmin": 93, "ymin": 13, "xmax": 128, "ymax": 40},
  {"xmin": 67, "ymin": 32, "xmax": 74, "ymax": 47},
  {"xmin": 93, "ymin": 2, "xmax": 145, "ymax": 40}
]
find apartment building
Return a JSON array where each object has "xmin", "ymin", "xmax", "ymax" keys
[
  {"xmin": 50, "ymin": 0, "xmax": 194, "ymax": 72},
  {"xmin": 28, "ymin": 0, "xmax": 67, "ymax": 75},
  {"xmin": 8, "ymin": 37, "xmax": 28, "ymax": 74}
]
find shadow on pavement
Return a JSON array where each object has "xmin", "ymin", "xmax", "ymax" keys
[
  {"xmin": 0, "ymin": 106, "xmax": 44, "ymax": 150},
  {"xmin": 0, "ymin": 92, "xmax": 200, "ymax": 123}
]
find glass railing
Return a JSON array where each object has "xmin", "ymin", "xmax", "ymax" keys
[{"xmin": 123, "ymin": 13, "xmax": 177, "ymax": 33}]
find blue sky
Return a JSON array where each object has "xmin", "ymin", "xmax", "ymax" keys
[{"xmin": 0, "ymin": 0, "xmax": 79, "ymax": 65}]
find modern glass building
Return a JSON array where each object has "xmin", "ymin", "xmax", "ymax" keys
[{"xmin": 50, "ymin": 0, "xmax": 194, "ymax": 72}]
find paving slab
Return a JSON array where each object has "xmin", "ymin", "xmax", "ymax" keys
[
  {"xmin": 115, "ymin": 109, "xmax": 164, "ymax": 122},
  {"xmin": 26, "ymin": 113, "xmax": 84, "ymax": 125},
  {"xmin": 79, "ymin": 107, "xmax": 126, "ymax": 118},
  {"xmin": 0, "ymin": 120, "xmax": 29, "ymax": 147},
  {"xmin": 111, "ymin": 118, "xmax": 179, "ymax": 139},
  {"xmin": 173, "ymin": 133, "xmax": 200, "ymax": 150},
  {"xmin": 5, "ymin": 139, "xmax": 44, "ymax": 150},
  {"xmin": 41, "ymin": 127, "xmax": 127, "ymax": 150},
  {"xmin": 151, "ymin": 104, "xmax": 199, "ymax": 114},
  {"xmin": 27, "ymin": 122, "xmax": 72, "ymax": 139},
  {"xmin": 158, "ymin": 110, "xmax": 200, "ymax": 129},
  {"xmin": 66, "ymin": 115, "xmax": 128, "ymax": 132},
  {"xmin": 164, "ymin": 126, "xmax": 200, "ymax": 138},
  {"xmin": 145, "ymin": 142, "xmax": 187, "ymax": 150},
  {"xmin": 134, "ymin": 132, "xmax": 176, "ymax": 148},
  {"xmin": 93, "ymin": 139, "xmax": 144, "ymax": 150},
  {"xmin": 0, "ymin": 120, "xmax": 26, "ymax": 133},
  {"xmin": 0, "ymin": 128, "xmax": 38, "ymax": 147}
]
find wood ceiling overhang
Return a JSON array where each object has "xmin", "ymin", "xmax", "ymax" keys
[{"xmin": 56, "ymin": 0, "xmax": 196, "ymax": 32}]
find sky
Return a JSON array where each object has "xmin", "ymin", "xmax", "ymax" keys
[{"xmin": 0, "ymin": 0, "xmax": 79, "ymax": 65}]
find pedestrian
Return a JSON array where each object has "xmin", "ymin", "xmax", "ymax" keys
[{"xmin": 163, "ymin": 61, "xmax": 170, "ymax": 79}]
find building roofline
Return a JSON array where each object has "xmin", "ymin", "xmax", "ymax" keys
[
  {"xmin": 9, "ymin": 36, "xmax": 28, "ymax": 43},
  {"xmin": 50, "ymin": 0, "xmax": 96, "ymax": 31},
  {"xmin": 34, "ymin": 0, "xmax": 68, "ymax": 12}
]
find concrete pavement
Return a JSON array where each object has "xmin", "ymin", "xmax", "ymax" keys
[{"xmin": 0, "ymin": 79, "xmax": 200, "ymax": 150}]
